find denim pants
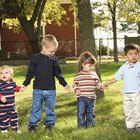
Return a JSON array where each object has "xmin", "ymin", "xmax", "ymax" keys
[
  {"xmin": 77, "ymin": 97, "xmax": 95, "ymax": 128},
  {"xmin": 28, "ymin": 89, "xmax": 56, "ymax": 128}
]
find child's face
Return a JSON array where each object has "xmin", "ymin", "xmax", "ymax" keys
[
  {"xmin": 42, "ymin": 46, "xmax": 57, "ymax": 56},
  {"xmin": 126, "ymin": 49, "xmax": 139, "ymax": 64},
  {"xmin": 0, "ymin": 68, "xmax": 12, "ymax": 82},
  {"xmin": 82, "ymin": 63, "xmax": 94, "ymax": 72}
]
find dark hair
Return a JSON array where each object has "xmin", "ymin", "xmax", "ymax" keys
[
  {"xmin": 124, "ymin": 44, "xmax": 140, "ymax": 55},
  {"xmin": 77, "ymin": 51, "xmax": 97, "ymax": 72}
]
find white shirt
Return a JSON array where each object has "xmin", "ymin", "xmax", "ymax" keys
[{"xmin": 114, "ymin": 61, "xmax": 140, "ymax": 93}]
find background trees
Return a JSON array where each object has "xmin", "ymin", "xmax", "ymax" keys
[
  {"xmin": 91, "ymin": 0, "xmax": 140, "ymax": 62},
  {"xmin": 0, "ymin": 0, "xmax": 66, "ymax": 54}
]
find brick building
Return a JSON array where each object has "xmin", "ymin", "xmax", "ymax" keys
[{"xmin": 0, "ymin": 0, "xmax": 80, "ymax": 59}]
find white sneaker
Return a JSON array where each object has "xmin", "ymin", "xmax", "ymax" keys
[
  {"xmin": 1, "ymin": 130, "xmax": 8, "ymax": 133},
  {"xmin": 14, "ymin": 130, "xmax": 21, "ymax": 134},
  {"xmin": 17, "ymin": 130, "xmax": 21, "ymax": 134}
]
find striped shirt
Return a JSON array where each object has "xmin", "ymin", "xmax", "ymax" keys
[
  {"xmin": 0, "ymin": 80, "xmax": 20, "ymax": 113},
  {"xmin": 73, "ymin": 71, "xmax": 102, "ymax": 99}
]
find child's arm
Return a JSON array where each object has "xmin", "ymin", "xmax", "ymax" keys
[
  {"xmin": 0, "ymin": 94, "xmax": 6, "ymax": 103},
  {"xmin": 14, "ymin": 86, "xmax": 25, "ymax": 92},
  {"xmin": 64, "ymin": 84, "xmax": 71, "ymax": 92},
  {"xmin": 73, "ymin": 77, "xmax": 81, "ymax": 95},
  {"xmin": 104, "ymin": 78, "xmax": 118, "ymax": 88}
]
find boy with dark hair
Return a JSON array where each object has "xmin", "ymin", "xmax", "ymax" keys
[{"xmin": 105, "ymin": 44, "xmax": 140, "ymax": 132}]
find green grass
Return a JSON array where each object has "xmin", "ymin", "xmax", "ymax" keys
[{"xmin": 0, "ymin": 61, "xmax": 140, "ymax": 140}]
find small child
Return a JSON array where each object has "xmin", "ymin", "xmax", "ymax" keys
[
  {"xmin": 21, "ymin": 34, "xmax": 70, "ymax": 132},
  {"xmin": 0, "ymin": 65, "xmax": 21, "ymax": 133},
  {"xmin": 104, "ymin": 44, "xmax": 140, "ymax": 132},
  {"xmin": 73, "ymin": 51, "xmax": 104, "ymax": 128}
]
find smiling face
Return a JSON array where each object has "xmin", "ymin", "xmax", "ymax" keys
[
  {"xmin": 126, "ymin": 49, "xmax": 139, "ymax": 65},
  {"xmin": 0, "ymin": 68, "xmax": 13, "ymax": 82}
]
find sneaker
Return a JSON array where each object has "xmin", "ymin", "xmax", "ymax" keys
[
  {"xmin": 136, "ymin": 127, "xmax": 140, "ymax": 132},
  {"xmin": 28, "ymin": 126, "xmax": 37, "ymax": 133},
  {"xmin": 127, "ymin": 128, "xmax": 135, "ymax": 132},
  {"xmin": 1, "ymin": 130, "xmax": 8, "ymax": 133},
  {"xmin": 15, "ymin": 130, "xmax": 21, "ymax": 134},
  {"xmin": 45, "ymin": 125, "xmax": 53, "ymax": 131}
]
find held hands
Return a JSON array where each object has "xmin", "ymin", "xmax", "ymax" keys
[
  {"xmin": 98, "ymin": 83, "xmax": 110, "ymax": 90},
  {"xmin": 1, "ymin": 96, "xmax": 6, "ymax": 103},
  {"xmin": 103, "ymin": 82, "xmax": 111, "ymax": 89},
  {"xmin": 64, "ymin": 84, "xmax": 71, "ymax": 92},
  {"xmin": 19, "ymin": 85, "xmax": 27, "ymax": 92}
]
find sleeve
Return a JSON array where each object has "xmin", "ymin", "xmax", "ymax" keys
[
  {"xmin": 114, "ymin": 65, "xmax": 124, "ymax": 80},
  {"xmin": 92, "ymin": 72, "xmax": 103, "ymax": 89},
  {"xmin": 53, "ymin": 57, "xmax": 67, "ymax": 87},
  {"xmin": 73, "ymin": 74, "xmax": 79, "ymax": 92},
  {"xmin": 22, "ymin": 56, "xmax": 36, "ymax": 86},
  {"xmin": 14, "ymin": 86, "xmax": 21, "ymax": 92}
]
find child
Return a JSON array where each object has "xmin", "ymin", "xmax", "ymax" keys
[
  {"xmin": 0, "ymin": 65, "xmax": 21, "ymax": 133},
  {"xmin": 73, "ymin": 51, "xmax": 104, "ymax": 128},
  {"xmin": 21, "ymin": 34, "xmax": 70, "ymax": 132},
  {"xmin": 104, "ymin": 44, "xmax": 140, "ymax": 132}
]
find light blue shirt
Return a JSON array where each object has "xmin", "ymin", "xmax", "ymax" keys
[{"xmin": 114, "ymin": 61, "xmax": 140, "ymax": 93}]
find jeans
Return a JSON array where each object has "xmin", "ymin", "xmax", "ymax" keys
[
  {"xmin": 28, "ymin": 89, "xmax": 56, "ymax": 128},
  {"xmin": 77, "ymin": 97, "xmax": 95, "ymax": 128}
]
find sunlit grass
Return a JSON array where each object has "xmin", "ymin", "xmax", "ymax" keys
[{"xmin": 0, "ymin": 60, "xmax": 140, "ymax": 140}]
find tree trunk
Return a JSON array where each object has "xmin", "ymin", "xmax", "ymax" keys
[
  {"xmin": 76, "ymin": 0, "xmax": 104, "ymax": 98},
  {"xmin": 137, "ymin": 22, "xmax": 140, "ymax": 34},
  {"xmin": 18, "ymin": 17, "xmax": 40, "ymax": 54},
  {"xmin": 112, "ymin": 11, "xmax": 119, "ymax": 62}
]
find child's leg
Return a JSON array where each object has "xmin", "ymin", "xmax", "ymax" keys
[
  {"xmin": 44, "ymin": 90, "xmax": 56, "ymax": 127},
  {"xmin": 10, "ymin": 109, "xmax": 19, "ymax": 131},
  {"xmin": 28, "ymin": 89, "xmax": 43, "ymax": 128},
  {"xmin": 0, "ymin": 112, "xmax": 10, "ymax": 131},
  {"xmin": 133, "ymin": 92, "xmax": 140, "ymax": 129},
  {"xmin": 86, "ymin": 99, "xmax": 95, "ymax": 127},
  {"xmin": 123, "ymin": 93, "xmax": 135, "ymax": 129},
  {"xmin": 77, "ymin": 97, "xmax": 86, "ymax": 128}
]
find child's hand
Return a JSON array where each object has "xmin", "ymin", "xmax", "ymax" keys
[
  {"xmin": 75, "ymin": 89, "xmax": 81, "ymax": 96},
  {"xmin": 19, "ymin": 85, "xmax": 27, "ymax": 92},
  {"xmin": 103, "ymin": 82, "xmax": 110, "ymax": 89},
  {"xmin": 1, "ymin": 96, "xmax": 6, "ymax": 103},
  {"xmin": 99, "ymin": 84, "xmax": 106, "ymax": 90},
  {"xmin": 64, "ymin": 84, "xmax": 71, "ymax": 92}
]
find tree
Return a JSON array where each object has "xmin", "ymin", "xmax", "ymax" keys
[
  {"xmin": 76, "ymin": 0, "xmax": 104, "ymax": 98},
  {"xmin": 0, "ymin": 0, "xmax": 66, "ymax": 54},
  {"xmin": 118, "ymin": 0, "xmax": 140, "ymax": 34},
  {"xmin": 107, "ymin": 0, "xmax": 119, "ymax": 62}
]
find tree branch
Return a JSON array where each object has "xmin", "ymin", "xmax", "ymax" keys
[{"xmin": 30, "ymin": 0, "xmax": 43, "ymax": 24}]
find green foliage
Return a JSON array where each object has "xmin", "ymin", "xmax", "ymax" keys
[
  {"xmin": 97, "ymin": 45, "xmax": 113, "ymax": 56},
  {"xmin": 1, "ymin": 0, "xmax": 66, "ymax": 31},
  {"xmin": 1, "ymin": 61, "xmax": 140, "ymax": 139},
  {"xmin": 91, "ymin": 1, "xmax": 110, "ymax": 28},
  {"xmin": 117, "ymin": 0, "xmax": 140, "ymax": 33}
]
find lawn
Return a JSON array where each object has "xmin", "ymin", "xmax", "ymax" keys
[{"xmin": 0, "ymin": 61, "xmax": 140, "ymax": 140}]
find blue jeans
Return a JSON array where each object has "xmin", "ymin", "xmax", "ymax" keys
[
  {"xmin": 28, "ymin": 89, "xmax": 56, "ymax": 128},
  {"xmin": 77, "ymin": 97, "xmax": 95, "ymax": 128}
]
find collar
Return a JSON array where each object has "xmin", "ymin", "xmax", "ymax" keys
[{"xmin": 125, "ymin": 61, "xmax": 139, "ymax": 68}]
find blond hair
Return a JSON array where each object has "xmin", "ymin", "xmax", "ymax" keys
[
  {"xmin": 0, "ymin": 65, "xmax": 13, "ymax": 78},
  {"xmin": 41, "ymin": 34, "xmax": 58, "ymax": 49}
]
